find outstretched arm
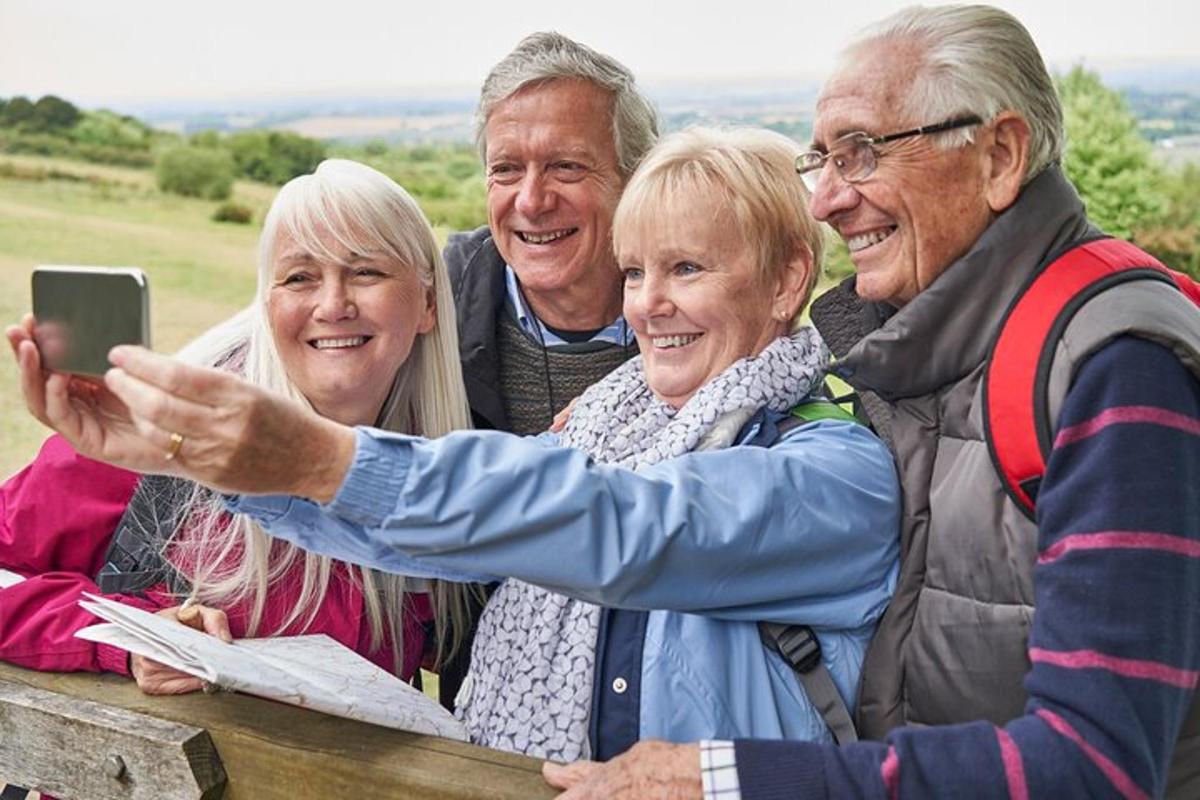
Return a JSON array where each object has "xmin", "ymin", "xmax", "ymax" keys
[{"xmin": 231, "ymin": 417, "xmax": 900, "ymax": 627}]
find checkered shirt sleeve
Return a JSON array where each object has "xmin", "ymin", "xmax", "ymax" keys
[{"xmin": 700, "ymin": 739, "xmax": 741, "ymax": 799}]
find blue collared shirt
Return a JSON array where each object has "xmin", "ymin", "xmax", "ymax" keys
[{"xmin": 504, "ymin": 266, "xmax": 635, "ymax": 347}]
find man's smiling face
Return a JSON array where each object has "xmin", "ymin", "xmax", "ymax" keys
[
  {"xmin": 483, "ymin": 79, "xmax": 624, "ymax": 301},
  {"xmin": 808, "ymin": 40, "xmax": 995, "ymax": 307}
]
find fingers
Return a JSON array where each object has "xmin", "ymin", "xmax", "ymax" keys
[
  {"xmin": 549, "ymin": 396, "xmax": 580, "ymax": 433},
  {"xmin": 176, "ymin": 603, "xmax": 205, "ymax": 631},
  {"xmin": 542, "ymin": 760, "xmax": 600, "ymax": 790},
  {"xmin": 15, "ymin": 338, "xmax": 50, "ymax": 425},
  {"xmin": 142, "ymin": 673, "xmax": 206, "ymax": 695},
  {"xmin": 43, "ymin": 371, "xmax": 78, "ymax": 433},
  {"xmin": 197, "ymin": 606, "xmax": 233, "ymax": 644},
  {"xmin": 169, "ymin": 604, "xmax": 234, "ymax": 644},
  {"xmin": 131, "ymin": 654, "xmax": 205, "ymax": 695},
  {"xmin": 109, "ymin": 345, "xmax": 235, "ymax": 407},
  {"xmin": 6, "ymin": 320, "xmax": 31, "ymax": 356},
  {"xmin": 104, "ymin": 367, "xmax": 215, "ymax": 442}
]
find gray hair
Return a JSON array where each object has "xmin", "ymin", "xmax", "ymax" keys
[
  {"xmin": 846, "ymin": 4, "xmax": 1063, "ymax": 182},
  {"xmin": 475, "ymin": 31, "xmax": 659, "ymax": 177}
]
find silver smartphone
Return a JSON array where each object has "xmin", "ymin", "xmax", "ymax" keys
[{"xmin": 31, "ymin": 266, "xmax": 151, "ymax": 377}]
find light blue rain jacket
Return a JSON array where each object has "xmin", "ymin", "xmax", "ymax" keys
[{"xmin": 230, "ymin": 414, "xmax": 900, "ymax": 747}]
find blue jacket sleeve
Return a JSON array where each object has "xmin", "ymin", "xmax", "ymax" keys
[{"xmin": 231, "ymin": 419, "xmax": 899, "ymax": 629}]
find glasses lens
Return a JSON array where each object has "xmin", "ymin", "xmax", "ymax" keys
[
  {"xmin": 799, "ymin": 169, "xmax": 822, "ymax": 193},
  {"xmin": 796, "ymin": 152, "xmax": 824, "ymax": 192},
  {"xmin": 835, "ymin": 135, "xmax": 874, "ymax": 183}
]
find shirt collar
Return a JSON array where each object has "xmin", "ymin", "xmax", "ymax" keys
[{"xmin": 504, "ymin": 265, "xmax": 634, "ymax": 347}]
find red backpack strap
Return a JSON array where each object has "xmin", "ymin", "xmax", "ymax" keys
[
  {"xmin": 983, "ymin": 237, "xmax": 1178, "ymax": 519},
  {"xmin": 1167, "ymin": 268, "xmax": 1200, "ymax": 306}
]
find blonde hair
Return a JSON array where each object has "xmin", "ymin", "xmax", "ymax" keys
[
  {"xmin": 171, "ymin": 159, "xmax": 475, "ymax": 671},
  {"xmin": 612, "ymin": 127, "xmax": 823, "ymax": 327}
]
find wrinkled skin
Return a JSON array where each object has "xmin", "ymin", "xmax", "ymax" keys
[
  {"xmin": 543, "ymin": 741, "xmax": 701, "ymax": 799},
  {"xmin": 808, "ymin": 39, "xmax": 1028, "ymax": 307}
]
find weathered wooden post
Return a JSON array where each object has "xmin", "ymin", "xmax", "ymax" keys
[{"xmin": 0, "ymin": 680, "xmax": 224, "ymax": 799}]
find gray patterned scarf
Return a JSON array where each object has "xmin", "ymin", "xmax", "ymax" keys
[{"xmin": 456, "ymin": 328, "xmax": 829, "ymax": 760}]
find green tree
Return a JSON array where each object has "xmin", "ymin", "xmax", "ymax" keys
[
  {"xmin": 156, "ymin": 145, "xmax": 235, "ymax": 200},
  {"xmin": 0, "ymin": 96, "xmax": 35, "ymax": 128},
  {"xmin": 189, "ymin": 129, "xmax": 222, "ymax": 149},
  {"xmin": 1136, "ymin": 163, "xmax": 1200, "ymax": 278},
  {"xmin": 69, "ymin": 109, "xmax": 153, "ymax": 150},
  {"xmin": 226, "ymin": 130, "xmax": 325, "ymax": 184},
  {"xmin": 1058, "ymin": 66, "xmax": 1162, "ymax": 240},
  {"xmin": 29, "ymin": 95, "xmax": 81, "ymax": 131}
]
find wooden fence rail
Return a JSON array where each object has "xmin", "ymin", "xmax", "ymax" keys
[{"xmin": 0, "ymin": 662, "xmax": 554, "ymax": 799}]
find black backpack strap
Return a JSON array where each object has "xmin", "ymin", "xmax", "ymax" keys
[
  {"xmin": 95, "ymin": 475, "xmax": 194, "ymax": 596},
  {"xmin": 759, "ymin": 622, "xmax": 858, "ymax": 745}
]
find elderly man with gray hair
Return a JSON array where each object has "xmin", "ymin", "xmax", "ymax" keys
[
  {"xmin": 446, "ymin": 32, "xmax": 657, "ymax": 437},
  {"xmin": 545, "ymin": 5, "xmax": 1200, "ymax": 799}
]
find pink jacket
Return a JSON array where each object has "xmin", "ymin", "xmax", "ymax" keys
[{"xmin": 0, "ymin": 435, "xmax": 431, "ymax": 680}]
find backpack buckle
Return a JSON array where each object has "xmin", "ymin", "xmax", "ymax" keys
[{"xmin": 773, "ymin": 625, "xmax": 822, "ymax": 673}]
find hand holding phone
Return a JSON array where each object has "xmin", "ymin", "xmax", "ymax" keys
[{"xmin": 31, "ymin": 266, "xmax": 150, "ymax": 377}]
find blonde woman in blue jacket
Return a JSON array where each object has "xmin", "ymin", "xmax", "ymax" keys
[{"xmin": 12, "ymin": 128, "xmax": 900, "ymax": 761}]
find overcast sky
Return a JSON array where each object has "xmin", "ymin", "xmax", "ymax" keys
[{"xmin": 2, "ymin": 0, "xmax": 1196, "ymax": 107}]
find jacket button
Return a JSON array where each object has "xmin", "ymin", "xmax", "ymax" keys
[{"xmin": 612, "ymin": 677, "xmax": 628, "ymax": 694}]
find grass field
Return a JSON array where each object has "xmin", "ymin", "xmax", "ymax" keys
[{"xmin": 0, "ymin": 155, "xmax": 278, "ymax": 478}]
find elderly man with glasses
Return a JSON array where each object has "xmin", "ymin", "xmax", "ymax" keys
[{"xmin": 544, "ymin": 5, "xmax": 1200, "ymax": 799}]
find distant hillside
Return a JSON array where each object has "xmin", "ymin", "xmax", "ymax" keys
[{"xmin": 108, "ymin": 67, "xmax": 1199, "ymax": 150}]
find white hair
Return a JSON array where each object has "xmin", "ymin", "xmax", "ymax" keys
[
  {"xmin": 475, "ymin": 31, "xmax": 659, "ymax": 177},
  {"xmin": 844, "ymin": 4, "xmax": 1063, "ymax": 182},
  {"xmin": 171, "ymin": 159, "xmax": 475, "ymax": 671}
]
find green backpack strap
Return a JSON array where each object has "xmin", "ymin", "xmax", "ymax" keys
[{"xmin": 786, "ymin": 398, "xmax": 862, "ymax": 427}]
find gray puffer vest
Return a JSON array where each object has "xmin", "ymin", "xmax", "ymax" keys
[{"xmin": 811, "ymin": 166, "xmax": 1200, "ymax": 796}]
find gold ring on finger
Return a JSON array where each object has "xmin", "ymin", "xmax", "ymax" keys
[{"xmin": 164, "ymin": 432, "xmax": 185, "ymax": 461}]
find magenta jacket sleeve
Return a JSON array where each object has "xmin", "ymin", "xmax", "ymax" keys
[{"xmin": 0, "ymin": 434, "xmax": 163, "ymax": 675}]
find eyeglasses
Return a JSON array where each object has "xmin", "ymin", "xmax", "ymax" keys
[{"xmin": 795, "ymin": 115, "xmax": 983, "ymax": 192}]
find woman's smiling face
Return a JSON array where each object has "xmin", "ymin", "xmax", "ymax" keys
[
  {"xmin": 619, "ymin": 190, "xmax": 790, "ymax": 409},
  {"xmin": 266, "ymin": 228, "xmax": 434, "ymax": 426}
]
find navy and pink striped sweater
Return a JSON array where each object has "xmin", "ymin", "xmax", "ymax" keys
[{"xmin": 735, "ymin": 336, "xmax": 1200, "ymax": 799}]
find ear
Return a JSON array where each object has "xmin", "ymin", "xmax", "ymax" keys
[
  {"xmin": 772, "ymin": 248, "xmax": 815, "ymax": 324},
  {"xmin": 984, "ymin": 111, "xmax": 1031, "ymax": 214},
  {"xmin": 416, "ymin": 288, "xmax": 437, "ymax": 335}
]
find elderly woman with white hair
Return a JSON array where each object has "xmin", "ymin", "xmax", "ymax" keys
[
  {"xmin": 1, "ymin": 159, "xmax": 475, "ymax": 694},
  {"xmin": 11, "ymin": 130, "xmax": 900, "ymax": 759}
]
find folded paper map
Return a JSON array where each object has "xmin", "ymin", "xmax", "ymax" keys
[{"xmin": 75, "ymin": 593, "xmax": 468, "ymax": 740}]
